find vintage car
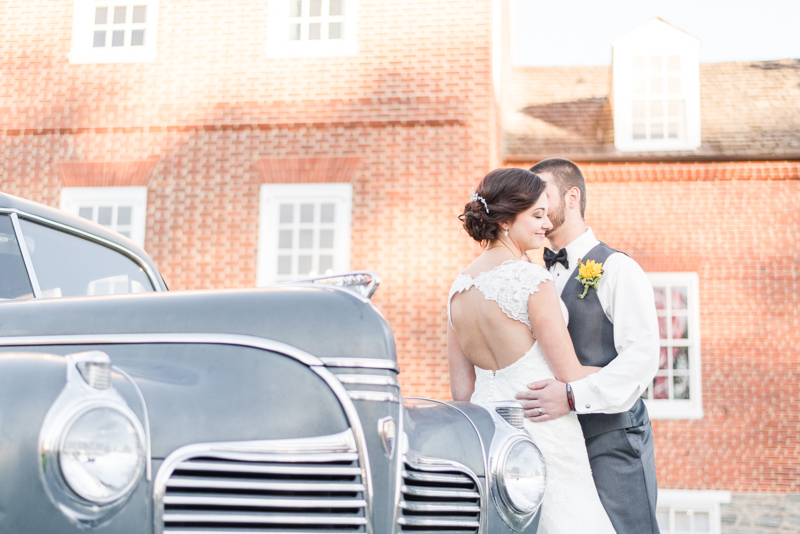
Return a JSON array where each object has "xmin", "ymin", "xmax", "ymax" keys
[{"xmin": 0, "ymin": 191, "xmax": 546, "ymax": 534}]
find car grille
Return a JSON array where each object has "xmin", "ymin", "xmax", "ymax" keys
[
  {"xmin": 157, "ymin": 431, "xmax": 367, "ymax": 533},
  {"xmin": 397, "ymin": 455, "xmax": 481, "ymax": 533}
]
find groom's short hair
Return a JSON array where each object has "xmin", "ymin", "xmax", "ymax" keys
[{"xmin": 530, "ymin": 158, "xmax": 587, "ymax": 218}]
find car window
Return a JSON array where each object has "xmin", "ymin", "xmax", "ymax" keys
[
  {"xmin": 0, "ymin": 215, "xmax": 34, "ymax": 299},
  {"xmin": 17, "ymin": 219, "xmax": 154, "ymax": 298}
]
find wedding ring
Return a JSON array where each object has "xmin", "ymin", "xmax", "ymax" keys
[{"xmin": 537, "ymin": 407, "xmax": 543, "ymax": 416}]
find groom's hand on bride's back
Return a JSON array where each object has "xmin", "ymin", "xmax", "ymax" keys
[{"xmin": 516, "ymin": 379, "xmax": 571, "ymax": 422}]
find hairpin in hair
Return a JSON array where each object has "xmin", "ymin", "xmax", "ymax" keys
[{"xmin": 471, "ymin": 189, "xmax": 490, "ymax": 213}]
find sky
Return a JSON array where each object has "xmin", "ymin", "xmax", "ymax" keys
[{"xmin": 513, "ymin": 0, "xmax": 800, "ymax": 66}]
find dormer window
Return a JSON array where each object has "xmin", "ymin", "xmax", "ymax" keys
[
  {"xmin": 69, "ymin": 0, "xmax": 160, "ymax": 64},
  {"xmin": 266, "ymin": 0, "xmax": 359, "ymax": 58},
  {"xmin": 613, "ymin": 19, "xmax": 701, "ymax": 152}
]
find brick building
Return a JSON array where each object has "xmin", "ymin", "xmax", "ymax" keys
[{"xmin": 1, "ymin": 3, "xmax": 798, "ymax": 533}]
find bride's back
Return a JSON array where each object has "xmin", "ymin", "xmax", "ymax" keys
[{"xmin": 449, "ymin": 259, "xmax": 548, "ymax": 371}]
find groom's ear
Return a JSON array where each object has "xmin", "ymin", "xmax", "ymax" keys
[{"xmin": 565, "ymin": 186, "xmax": 582, "ymax": 211}]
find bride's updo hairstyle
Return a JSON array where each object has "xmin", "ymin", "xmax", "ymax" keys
[{"xmin": 459, "ymin": 168, "xmax": 546, "ymax": 243}]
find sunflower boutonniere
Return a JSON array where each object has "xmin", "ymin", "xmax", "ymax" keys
[{"xmin": 575, "ymin": 259, "xmax": 604, "ymax": 299}]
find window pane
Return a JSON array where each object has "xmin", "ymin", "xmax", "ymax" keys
[
  {"xmin": 651, "ymin": 122, "xmax": 664, "ymax": 139},
  {"xmin": 289, "ymin": 23, "xmax": 301, "ymax": 40},
  {"xmin": 668, "ymin": 77, "xmax": 681, "ymax": 93},
  {"xmin": 319, "ymin": 229, "xmax": 334, "ymax": 248},
  {"xmin": 650, "ymin": 100, "xmax": 663, "ymax": 117},
  {"xmin": 93, "ymin": 31, "xmax": 106, "ymax": 47},
  {"xmin": 653, "ymin": 287, "xmax": 666, "ymax": 309},
  {"xmin": 113, "ymin": 6, "xmax": 126, "ymax": 24},
  {"xmin": 277, "ymin": 255, "xmax": 292, "ymax": 275},
  {"xmin": 329, "ymin": 22, "xmax": 342, "ymax": 39},
  {"xmin": 672, "ymin": 286, "xmax": 688, "ymax": 309},
  {"xmin": 279, "ymin": 204, "xmax": 294, "ymax": 223},
  {"xmin": 131, "ymin": 29, "xmax": 145, "ymax": 46},
  {"xmin": 668, "ymin": 55, "xmax": 681, "ymax": 71},
  {"xmin": 674, "ymin": 376, "xmax": 690, "ymax": 399},
  {"xmin": 633, "ymin": 77, "xmax": 646, "ymax": 94},
  {"xmin": 309, "ymin": 0, "xmax": 322, "ymax": 16},
  {"xmin": 675, "ymin": 510, "xmax": 691, "ymax": 530},
  {"xmin": 320, "ymin": 203, "xmax": 335, "ymax": 223},
  {"xmin": 650, "ymin": 77, "xmax": 663, "ymax": 93},
  {"xmin": 118, "ymin": 230, "xmax": 131, "ymax": 238},
  {"xmin": 632, "ymin": 123, "xmax": 646, "ymax": 140},
  {"xmin": 694, "ymin": 511, "xmax": 710, "ymax": 531},
  {"xmin": 278, "ymin": 229, "xmax": 292, "ymax": 249},
  {"xmin": 673, "ymin": 347, "xmax": 689, "ymax": 369},
  {"xmin": 319, "ymin": 254, "xmax": 333, "ymax": 273},
  {"xmin": 672, "ymin": 316, "xmax": 688, "ymax": 339},
  {"xmin": 658, "ymin": 316, "xmax": 668, "ymax": 339},
  {"xmin": 653, "ymin": 377, "xmax": 668, "ymax": 399},
  {"xmin": 117, "ymin": 206, "xmax": 132, "ymax": 226},
  {"xmin": 308, "ymin": 22, "xmax": 321, "ymax": 40},
  {"xmin": 656, "ymin": 510, "xmax": 669, "ymax": 531},
  {"xmin": 659, "ymin": 347, "xmax": 668, "ymax": 369},
  {"xmin": 78, "ymin": 207, "xmax": 94, "ymax": 220},
  {"xmin": 298, "ymin": 255, "xmax": 313, "ymax": 275},
  {"xmin": 132, "ymin": 5, "xmax": 147, "ymax": 23},
  {"xmin": 632, "ymin": 56, "xmax": 645, "ymax": 71},
  {"xmin": 298, "ymin": 229, "xmax": 313, "ymax": 248},
  {"xmin": 290, "ymin": 0, "xmax": 302, "ymax": 17},
  {"xmin": 641, "ymin": 387, "xmax": 649, "ymax": 399},
  {"xmin": 0, "ymin": 215, "xmax": 34, "ymax": 299},
  {"xmin": 668, "ymin": 100, "xmax": 684, "ymax": 117},
  {"xmin": 300, "ymin": 204, "xmax": 314, "ymax": 223},
  {"xmin": 650, "ymin": 55, "xmax": 663, "ymax": 72},
  {"xmin": 98, "ymin": 206, "xmax": 113, "ymax": 226},
  {"xmin": 112, "ymin": 30, "xmax": 125, "ymax": 47},
  {"xmin": 95, "ymin": 7, "xmax": 108, "ymax": 24},
  {"xmin": 669, "ymin": 122, "xmax": 681, "ymax": 139},
  {"xmin": 18, "ymin": 219, "xmax": 154, "ymax": 298},
  {"xmin": 632, "ymin": 101, "xmax": 646, "ymax": 118}
]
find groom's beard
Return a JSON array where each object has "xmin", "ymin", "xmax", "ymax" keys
[{"xmin": 545, "ymin": 201, "xmax": 566, "ymax": 237}]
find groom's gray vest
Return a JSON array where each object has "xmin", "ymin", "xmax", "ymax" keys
[{"xmin": 561, "ymin": 242, "xmax": 649, "ymax": 439}]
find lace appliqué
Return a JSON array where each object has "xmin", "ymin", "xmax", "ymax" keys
[{"xmin": 448, "ymin": 260, "xmax": 553, "ymax": 331}]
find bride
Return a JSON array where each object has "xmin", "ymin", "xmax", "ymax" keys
[{"xmin": 447, "ymin": 168, "xmax": 615, "ymax": 533}]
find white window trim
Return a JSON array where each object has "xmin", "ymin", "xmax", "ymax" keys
[
  {"xmin": 645, "ymin": 272, "xmax": 703, "ymax": 419},
  {"xmin": 657, "ymin": 489, "xmax": 731, "ymax": 534},
  {"xmin": 256, "ymin": 183, "xmax": 353, "ymax": 287},
  {"xmin": 60, "ymin": 186, "xmax": 148, "ymax": 247},
  {"xmin": 612, "ymin": 19, "xmax": 701, "ymax": 152},
  {"xmin": 69, "ymin": 0, "xmax": 160, "ymax": 64},
  {"xmin": 265, "ymin": 0, "xmax": 359, "ymax": 58}
]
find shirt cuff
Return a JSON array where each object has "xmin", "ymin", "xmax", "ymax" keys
[{"xmin": 569, "ymin": 379, "xmax": 606, "ymax": 414}]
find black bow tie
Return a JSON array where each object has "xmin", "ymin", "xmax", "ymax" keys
[{"xmin": 543, "ymin": 247, "xmax": 569, "ymax": 270}]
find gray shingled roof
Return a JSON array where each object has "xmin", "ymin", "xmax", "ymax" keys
[{"xmin": 504, "ymin": 59, "xmax": 800, "ymax": 161}]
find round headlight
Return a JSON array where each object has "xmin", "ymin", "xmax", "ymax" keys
[
  {"xmin": 500, "ymin": 439, "xmax": 547, "ymax": 513},
  {"xmin": 59, "ymin": 407, "xmax": 145, "ymax": 504}
]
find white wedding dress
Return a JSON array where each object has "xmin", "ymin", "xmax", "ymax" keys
[{"xmin": 448, "ymin": 260, "xmax": 615, "ymax": 534}]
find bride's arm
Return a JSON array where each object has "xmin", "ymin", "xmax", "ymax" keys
[
  {"xmin": 528, "ymin": 280, "xmax": 602, "ymax": 383},
  {"xmin": 448, "ymin": 322, "xmax": 476, "ymax": 401}
]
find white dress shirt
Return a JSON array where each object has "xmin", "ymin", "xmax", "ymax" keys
[{"xmin": 549, "ymin": 228, "xmax": 659, "ymax": 414}]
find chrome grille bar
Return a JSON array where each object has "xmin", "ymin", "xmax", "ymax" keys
[
  {"xmin": 175, "ymin": 461, "xmax": 362, "ymax": 476},
  {"xmin": 163, "ymin": 513, "xmax": 368, "ymax": 526},
  {"xmin": 166, "ymin": 478, "xmax": 365, "ymax": 492},
  {"xmin": 164, "ymin": 496, "xmax": 367, "ymax": 509}
]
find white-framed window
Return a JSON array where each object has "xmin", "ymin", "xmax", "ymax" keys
[
  {"xmin": 265, "ymin": 0, "xmax": 358, "ymax": 58},
  {"xmin": 69, "ymin": 0, "xmax": 159, "ymax": 64},
  {"xmin": 612, "ymin": 18, "xmax": 701, "ymax": 152},
  {"xmin": 60, "ymin": 186, "xmax": 148, "ymax": 247},
  {"xmin": 257, "ymin": 183, "xmax": 352, "ymax": 286},
  {"xmin": 642, "ymin": 272, "xmax": 702, "ymax": 419},
  {"xmin": 657, "ymin": 490, "xmax": 731, "ymax": 534}
]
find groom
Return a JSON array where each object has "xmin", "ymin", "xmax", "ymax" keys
[{"xmin": 515, "ymin": 158, "xmax": 661, "ymax": 534}]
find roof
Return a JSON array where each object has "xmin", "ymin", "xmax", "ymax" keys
[{"xmin": 504, "ymin": 59, "xmax": 800, "ymax": 161}]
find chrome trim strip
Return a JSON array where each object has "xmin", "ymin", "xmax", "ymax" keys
[
  {"xmin": 163, "ymin": 514, "xmax": 368, "ymax": 526},
  {"xmin": 112, "ymin": 365, "xmax": 152, "ymax": 481},
  {"xmin": 398, "ymin": 517, "xmax": 481, "ymax": 528},
  {"xmin": 401, "ymin": 485, "xmax": 480, "ymax": 499},
  {"xmin": 402, "ymin": 398, "xmax": 488, "ymax": 533},
  {"xmin": 166, "ymin": 478, "xmax": 366, "ymax": 492},
  {"xmin": 402, "ymin": 470, "xmax": 470, "ymax": 484},
  {"xmin": 400, "ymin": 501, "xmax": 481, "ymax": 513},
  {"xmin": 0, "ymin": 207, "xmax": 163, "ymax": 292},
  {"xmin": 9, "ymin": 212, "xmax": 42, "ymax": 298},
  {"xmin": 348, "ymin": 391, "xmax": 400, "ymax": 403},
  {"xmin": 321, "ymin": 357, "xmax": 400, "ymax": 372},
  {"xmin": 173, "ymin": 461, "xmax": 362, "ymax": 476},
  {"xmin": 163, "ymin": 496, "xmax": 368, "ymax": 508},
  {"xmin": 0, "ymin": 333, "xmax": 324, "ymax": 367},
  {"xmin": 337, "ymin": 374, "xmax": 399, "ymax": 387}
]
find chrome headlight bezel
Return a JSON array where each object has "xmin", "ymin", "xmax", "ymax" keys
[
  {"xmin": 495, "ymin": 436, "xmax": 547, "ymax": 515},
  {"xmin": 39, "ymin": 351, "xmax": 147, "ymax": 528}
]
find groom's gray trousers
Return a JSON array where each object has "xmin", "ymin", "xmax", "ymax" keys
[{"xmin": 563, "ymin": 242, "xmax": 660, "ymax": 534}]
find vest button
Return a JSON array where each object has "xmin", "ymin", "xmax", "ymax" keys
[{"xmin": 585, "ymin": 404, "xmax": 591, "ymax": 409}]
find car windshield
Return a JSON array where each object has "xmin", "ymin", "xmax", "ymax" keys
[
  {"xmin": 0, "ymin": 215, "xmax": 34, "ymax": 299},
  {"xmin": 17, "ymin": 218, "xmax": 154, "ymax": 298}
]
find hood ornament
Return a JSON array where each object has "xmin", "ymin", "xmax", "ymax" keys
[{"xmin": 378, "ymin": 416, "xmax": 396, "ymax": 458}]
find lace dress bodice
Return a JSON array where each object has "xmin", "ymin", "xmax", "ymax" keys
[{"xmin": 448, "ymin": 260, "xmax": 566, "ymax": 331}]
